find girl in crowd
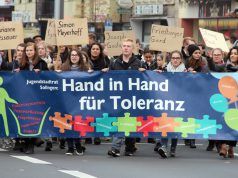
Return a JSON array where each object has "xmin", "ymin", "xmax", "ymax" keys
[
  {"xmin": 185, "ymin": 44, "xmax": 209, "ymax": 148},
  {"xmin": 61, "ymin": 49, "xmax": 89, "ymax": 155},
  {"xmin": 154, "ymin": 50, "xmax": 186, "ymax": 158},
  {"xmin": 44, "ymin": 54, "xmax": 63, "ymax": 152},
  {"xmin": 25, "ymin": 42, "xmax": 48, "ymax": 72},
  {"xmin": 24, "ymin": 42, "xmax": 48, "ymax": 154},
  {"xmin": 219, "ymin": 46, "xmax": 238, "ymax": 158},
  {"xmin": 186, "ymin": 44, "xmax": 209, "ymax": 73},
  {"xmin": 59, "ymin": 46, "xmax": 69, "ymax": 63},
  {"xmin": 225, "ymin": 46, "xmax": 238, "ymax": 72},
  {"xmin": 37, "ymin": 41, "xmax": 52, "ymax": 68},
  {"xmin": 87, "ymin": 42, "xmax": 110, "ymax": 145},
  {"xmin": 153, "ymin": 54, "xmax": 166, "ymax": 72},
  {"xmin": 166, "ymin": 51, "xmax": 186, "ymax": 72},
  {"xmin": 0, "ymin": 43, "xmax": 27, "ymax": 151},
  {"xmin": 80, "ymin": 50, "xmax": 93, "ymax": 72},
  {"xmin": 206, "ymin": 48, "xmax": 226, "ymax": 152},
  {"xmin": 49, "ymin": 53, "xmax": 63, "ymax": 72},
  {"xmin": 1, "ymin": 43, "xmax": 27, "ymax": 71},
  {"xmin": 142, "ymin": 49, "xmax": 156, "ymax": 70},
  {"xmin": 88, "ymin": 42, "xmax": 110, "ymax": 72}
]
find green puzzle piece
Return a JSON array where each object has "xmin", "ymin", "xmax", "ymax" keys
[
  {"xmin": 175, "ymin": 118, "xmax": 200, "ymax": 138},
  {"xmin": 112, "ymin": 113, "xmax": 141, "ymax": 136},
  {"xmin": 90, "ymin": 113, "xmax": 117, "ymax": 136}
]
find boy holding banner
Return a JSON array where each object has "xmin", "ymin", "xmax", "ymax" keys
[
  {"xmin": 0, "ymin": 43, "xmax": 26, "ymax": 71},
  {"xmin": 108, "ymin": 38, "xmax": 145, "ymax": 157}
]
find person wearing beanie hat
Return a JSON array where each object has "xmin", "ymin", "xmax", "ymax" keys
[
  {"xmin": 186, "ymin": 43, "xmax": 208, "ymax": 149},
  {"xmin": 187, "ymin": 44, "xmax": 200, "ymax": 56},
  {"xmin": 186, "ymin": 44, "xmax": 209, "ymax": 73}
]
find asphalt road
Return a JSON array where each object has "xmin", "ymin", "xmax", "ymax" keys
[{"xmin": 0, "ymin": 139, "xmax": 237, "ymax": 178}]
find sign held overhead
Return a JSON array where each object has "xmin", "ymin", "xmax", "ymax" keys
[
  {"xmin": 199, "ymin": 28, "xmax": 229, "ymax": 52},
  {"xmin": 0, "ymin": 21, "xmax": 24, "ymax": 50},
  {"xmin": 149, "ymin": 24, "xmax": 184, "ymax": 52}
]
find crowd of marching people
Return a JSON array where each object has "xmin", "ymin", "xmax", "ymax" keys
[{"xmin": 0, "ymin": 32, "xmax": 238, "ymax": 159}]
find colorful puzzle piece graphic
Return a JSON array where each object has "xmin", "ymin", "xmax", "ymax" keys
[
  {"xmin": 195, "ymin": 115, "xmax": 222, "ymax": 138},
  {"xmin": 174, "ymin": 117, "xmax": 200, "ymax": 138},
  {"xmin": 90, "ymin": 113, "xmax": 117, "ymax": 136},
  {"xmin": 71, "ymin": 116, "xmax": 94, "ymax": 137},
  {"xmin": 49, "ymin": 112, "xmax": 72, "ymax": 133},
  {"xmin": 112, "ymin": 113, "xmax": 141, "ymax": 136},
  {"xmin": 153, "ymin": 113, "xmax": 180, "ymax": 137},
  {"xmin": 137, "ymin": 116, "xmax": 156, "ymax": 137}
]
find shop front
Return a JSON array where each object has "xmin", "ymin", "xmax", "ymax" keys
[
  {"xmin": 179, "ymin": 0, "xmax": 237, "ymax": 43},
  {"xmin": 199, "ymin": 18, "xmax": 238, "ymax": 43}
]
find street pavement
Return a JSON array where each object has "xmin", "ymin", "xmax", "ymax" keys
[{"xmin": 0, "ymin": 139, "xmax": 238, "ymax": 178}]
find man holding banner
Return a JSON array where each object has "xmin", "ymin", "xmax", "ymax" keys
[{"xmin": 108, "ymin": 38, "xmax": 145, "ymax": 157}]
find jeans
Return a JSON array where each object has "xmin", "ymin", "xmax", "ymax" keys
[
  {"xmin": 158, "ymin": 138, "xmax": 178, "ymax": 148},
  {"xmin": 111, "ymin": 136, "xmax": 135, "ymax": 152},
  {"xmin": 66, "ymin": 138, "xmax": 81, "ymax": 149}
]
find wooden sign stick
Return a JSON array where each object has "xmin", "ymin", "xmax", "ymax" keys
[
  {"xmin": 57, "ymin": 46, "xmax": 61, "ymax": 61},
  {"xmin": 8, "ymin": 49, "xmax": 12, "ymax": 62},
  {"xmin": 162, "ymin": 51, "xmax": 167, "ymax": 66}
]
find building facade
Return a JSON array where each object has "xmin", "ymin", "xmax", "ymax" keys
[
  {"xmin": 130, "ymin": 0, "xmax": 177, "ymax": 45},
  {"xmin": 13, "ymin": 0, "xmax": 238, "ymax": 43},
  {"xmin": 178, "ymin": 0, "xmax": 238, "ymax": 43},
  {"xmin": 0, "ymin": 0, "xmax": 14, "ymax": 21}
]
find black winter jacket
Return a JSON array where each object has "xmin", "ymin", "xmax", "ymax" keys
[{"xmin": 110, "ymin": 54, "xmax": 144, "ymax": 70}]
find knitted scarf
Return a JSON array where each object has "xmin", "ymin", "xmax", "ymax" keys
[{"xmin": 166, "ymin": 62, "xmax": 186, "ymax": 72}]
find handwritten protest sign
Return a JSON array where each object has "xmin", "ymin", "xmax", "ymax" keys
[
  {"xmin": 54, "ymin": 18, "xmax": 88, "ymax": 46},
  {"xmin": 45, "ymin": 19, "xmax": 57, "ymax": 46},
  {"xmin": 104, "ymin": 31, "xmax": 137, "ymax": 57},
  {"xmin": 149, "ymin": 24, "xmax": 184, "ymax": 52},
  {"xmin": 0, "ymin": 21, "xmax": 23, "ymax": 50},
  {"xmin": 199, "ymin": 28, "xmax": 229, "ymax": 52}
]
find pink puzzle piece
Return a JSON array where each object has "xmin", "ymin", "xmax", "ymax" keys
[
  {"xmin": 71, "ymin": 115, "xmax": 94, "ymax": 137},
  {"xmin": 137, "ymin": 116, "xmax": 156, "ymax": 137}
]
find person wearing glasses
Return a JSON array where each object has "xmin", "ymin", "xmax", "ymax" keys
[
  {"xmin": 61, "ymin": 49, "xmax": 91, "ymax": 155},
  {"xmin": 154, "ymin": 50, "xmax": 186, "ymax": 158}
]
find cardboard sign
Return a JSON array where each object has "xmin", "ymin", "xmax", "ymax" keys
[
  {"xmin": 199, "ymin": 28, "xmax": 229, "ymax": 52},
  {"xmin": 54, "ymin": 18, "xmax": 88, "ymax": 46},
  {"xmin": 45, "ymin": 19, "xmax": 57, "ymax": 46},
  {"xmin": 0, "ymin": 21, "xmax": 23, "ymax": 50},
  {"xmin": 104, "ymin": 30, "xmax": 137, "ymax": 57},
  {"xmin": 149, "ymin": 24, "xmax": 184, "ymax": 52}
]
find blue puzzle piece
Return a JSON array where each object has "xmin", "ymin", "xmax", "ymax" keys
[
  {"xmin": 195, "ymin": 115, "xmax": 222, "ymax": 138},
  {"xmin": 90, "ymin": 113, "xmax": 117, "ymax": 136}
]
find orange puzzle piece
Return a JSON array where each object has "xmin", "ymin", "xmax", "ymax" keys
[
  {"xmin": 153, "ymin": 113, "xmax": 180, "ymax": 137},
  {"xmin": 49, "ymin": 112, "xmax": 72, "ymax": 133}
]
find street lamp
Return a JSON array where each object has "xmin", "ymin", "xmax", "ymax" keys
[{"xmin": 54, "ymin": 0, "xmax": 64, "ymax": 19}]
